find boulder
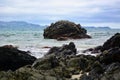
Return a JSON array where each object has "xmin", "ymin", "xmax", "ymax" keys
[
  {"xmin": 32, "ymin": 54, "xmax": 96, "ymax": 79},
  {"xmin": 83, "ymin": 46, "xmax": 102, "ymax": 54},
  {"xmin": 46, "ymin": 42, "xmax": 77, "ymax": 57},
  {"xmin": 0, "ymin": 45, "xmax": 36, "ymax": 71},
  {"xmin": 43, "ymin": 20, "xmax": 91, "ymax": 40},
  {"xmin": 80, "ymin": 62, "xmax": 120, "ymax": 80},
  {"xmin": 32, "ymin": 54, "xmax": 59, "ymax": 70},
  {"xmin": 100, "ymin": 47, "xmax": 120, "ymax": 64},
  {"xmin": 83, "ymin": 33, "xmax": 120, "ymax": 54},
  {"xmin": 102, "ymin": 33, "xmax": 120, "ymax": 51},
  {"xmin": 67, "ymin": 55, "xmax": 90, "ymax": 71},
  {"xmin": 100, "ymin": 62, "xmax": 120, "ymax": 80},
  {"xmin": 79, "ymin": 33, "xmax": 120, "ymax": 80}
]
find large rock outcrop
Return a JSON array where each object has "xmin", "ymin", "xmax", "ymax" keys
[
  {"xmin": 79, "ymin": 33, "xmax": 120, "ymax": 80},
  {"xmin": 0, "ymin": 45, "xmax": 36, "ymax": 71},
  {"xmin": 83, "ymin": 33, "xmax": 120, "ymax": 54},
  {"xmin": 32, "ymin": 42, "xmax": 96, "ymax": 79},
  {"xmin": 100, "ymin": 47, "xmax": 120, "ymax": 64},
  {"xmin": 43, "ymin": 20, "xmax": 91, "ymax": 40},
  {"xmin": 102, "ymin": 33, "xmax": 120, "ymax": 51}
]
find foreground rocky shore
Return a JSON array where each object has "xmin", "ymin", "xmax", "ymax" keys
[{"xmin": 0, "ymin": 33, "xmax": 120, "ymax": 80}]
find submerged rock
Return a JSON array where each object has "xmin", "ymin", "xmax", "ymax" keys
[
  {"xmin": 0, "ymin": 45, "xmax": 36, "ymax": 71},
  {"xmin": 43, "ymin": 20, "xmax": 91, "ymax": 40}
]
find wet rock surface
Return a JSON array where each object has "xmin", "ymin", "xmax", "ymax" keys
[
  {"xmin": 46, "ymin": 42, "xmax": 77, "ymax": 57},
  {"xmin": 83, "ymin": 33, "xmax": 120, "ymax": 54},
  {"xmin": 79, "ymin": 33, "xmax": 120, "ymax": 80},
  {"xmin": 83, "ymin": 46, "xmax": 102, "ymax": 54},
  {"xmin": 0, "ymin": 45, "xmax": 36, "ymax": 71},
  {"xmin": 43, "ymin": 20, "xmax": 91, "ymax": 40},
  {"xmin": 102, "ymin": 33, "xmax": 120, "ymax": 51}
]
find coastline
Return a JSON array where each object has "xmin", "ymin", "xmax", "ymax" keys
[
  {"xmin": 1, "ymin": 28, "xmax": 119, "ymax": 59},
  {"xmin": 0, "ymin": 33, "xmax": 120, "ymax": 80},
  {"xmin": 0, "ymin": 21, "xmax": 120, "ymax": 80}
]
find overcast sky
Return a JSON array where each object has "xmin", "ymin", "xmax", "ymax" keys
[{"xmin": 0, "ymin": 0, "xmax": 120, "ymax": 28}]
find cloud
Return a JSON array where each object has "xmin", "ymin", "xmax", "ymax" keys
[{"xmin": 0, "ymin": 0, "xmax": 120, "ymax": 28}]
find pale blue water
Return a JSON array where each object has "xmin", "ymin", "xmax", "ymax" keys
[{"xmin": 0, "ymin": 28, "xmax": 120, "ymax": 58}]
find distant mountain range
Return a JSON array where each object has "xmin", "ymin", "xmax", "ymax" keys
[
  {"xmin": 83, "ymin": 26, "xmax": 111, "ymax": 30},
  {"xmin": 0, "ymin": 21, "xmax": 111, "ymax": 31},
  {"xmin": 0, "ymin": 21, "xmax": 45, "ymax": 31}
]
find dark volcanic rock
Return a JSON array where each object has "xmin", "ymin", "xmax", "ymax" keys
[
  {"xmin": 57, "ymin": 37, "xmax": 68, "ymax": 41},
  {"xmin": 0, "ymin": 45, "xmax": 36, "ymax": 71},
  {"xmin": 0, "ymin": 66, "xmax": 60, "ymax": 80},
  {"xmin": 80, "ymin": 62, "xmax": 120, "ymax": 80},
  {"xmin": 32, "ymin": 42, "xmax": 96, "ymax": 79},
  {"xmin": 102, "ymin": 33, "xmax": 120, "ymax": 51},
  {"xmin": 83, "ymin": 46, "xmax": 102, "ymax": 54},
  {"xmin": 46, "ymin": 42, "xmax": 77, "ymax": 57},
  {"xmin": 100, "ymin": 62, "xmax": 120, "ymax": 80},
  {"xmin": 79, "ymin": 33, "xmax": 120, "ymax": 80},
  {"xmin": 100, "ymin": 47, "xmax": 120, "ymax": 64},
  {"xmin": 32, "ymin": 54, "xmax": 96, "ymax": 79},
  {"xmin": 43, "ymin": 20, "xmax": 91, "ymax": 40},
  {"xmin": 32, "ymin": 54, "xmax": 59, "ymax": 70},
  {"xmin": 83, "ymin": 33, "xmax": 120, "ymax": 54}
]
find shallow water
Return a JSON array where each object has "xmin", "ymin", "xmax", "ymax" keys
[{"xmin": 0, "ymin": 28, "xmax": 120, "ymax": 58}]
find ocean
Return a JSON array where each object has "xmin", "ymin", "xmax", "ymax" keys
[{"xmin": 0, "ymin": 28, "xmax": 120, "ymax": 58}]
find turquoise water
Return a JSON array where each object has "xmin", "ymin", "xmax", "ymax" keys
[{"xmin": 0, "ymin": 28, "xmax": 120, "ymax": 58}]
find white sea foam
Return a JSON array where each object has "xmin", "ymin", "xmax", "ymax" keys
[{"xmin": 18, "ymin": 46, "xmax": 50, "ymax": 58}]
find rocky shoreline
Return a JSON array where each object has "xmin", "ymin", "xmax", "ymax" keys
[{"xmin": 0, "ymin": 33, "xmax": 120, "ymax": 80}]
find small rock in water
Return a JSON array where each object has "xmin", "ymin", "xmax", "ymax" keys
[
  {"xmin": 42, "ymin": 46, "xmax": 51, "ymax": 48},
  {"xmin": 83, "ymin": 46, "xmax": 102, "ymax": 54}
]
